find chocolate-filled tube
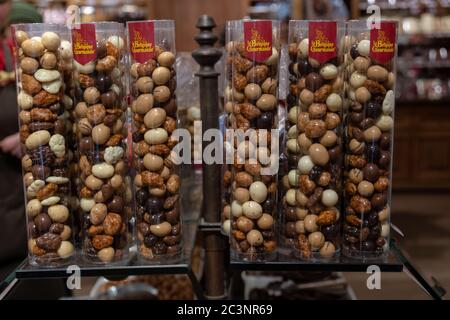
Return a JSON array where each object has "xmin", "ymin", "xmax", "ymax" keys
[
  {"xmin": 127, "ymin": 20, "xmax": 182, "ymax": 262},
  {"xmin": 282, "ymin": 21, "xmax": 345, "ymax": 260},
  {"xmin": 72, "ymin": 22, "xmax": 131, "ymax": 264},
  {"xmin": 13, "ymin": 24, "xmax": 75, "ymax": 266},
  {"xmin": 229, "ymin": 20, "xmax": 280, "ymax": 262},
  {"xmin": 342, "ymin": 21, "xmax": 397, "ymax": 259}
]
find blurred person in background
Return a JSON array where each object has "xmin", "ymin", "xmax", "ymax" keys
[{"xmin": 0, "ymin": 0, "xmax": 41, "ymax": 280}]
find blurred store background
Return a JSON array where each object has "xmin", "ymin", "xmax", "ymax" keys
[{"xmin": 3, "ymin": 0, "xmax": 450, "ymax": 299}]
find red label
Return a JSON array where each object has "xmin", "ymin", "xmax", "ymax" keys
[
  {"xmin": 243, "ymin": 21, "xmax": 272, "ymax": 63},
  {"xmin": 72, "ymin": 24, "xmax": 97, "ymax": 65},
  {"xmin": 308, "ymin": 21, "xmax": 337, "ymax": 64},
  {"xmin": 370, "ymin": 22, "xmax": 396, "ymax": 64},
  {"xmin": 128, "ymin": 21, "xmax": 155, "ymax": 63}
]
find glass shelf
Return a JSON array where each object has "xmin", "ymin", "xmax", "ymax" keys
[
  {"xmin": 230, "ymin": 251, "xmax": 403, "ymax": 272},
  {"xmin": 14, "ymin": 220, "xmax": 198, "ymax": 280}
]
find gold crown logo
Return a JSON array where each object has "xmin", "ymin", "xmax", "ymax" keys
[
  {"xmin": 310, "ymin": 29, "xmax": 335, "ymax": 53},
  {"xmin": 131, "ymin": 29, "xmax": 153, "ymax": 54},
  {"xmin": 73, "ymin": 30, "xmax": 95, "ymax": 55},
  {"xmin": 372, "ymin": 30, "xmax": 394, "ymax": 53},
  {"xmin": 246, "ymin": 28, "xmax": 271, "ymax": 53}
]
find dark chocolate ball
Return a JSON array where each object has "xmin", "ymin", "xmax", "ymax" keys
[
  {"xmin": 143, "ymin": 234, "xmax": 158, "ymax": 247},
  {"xmin": 153, "ymin": 242, "xmax": 167, "ymax": 255},
  {"xmin": 284, "ymin": 206, "xmax": 297, "ymax": 222},
  {"xmin": 379, "ymin": 150, "xmax": 391, "ymax": 169},
  {"xmin": 34, "ymin": 213, "xmax": 52, "ymax": 234},
  {"xmin": 297, "ymin": 59, "xmax": 312, "ymax": 75},
  {"xmin": 165, "ymin": 208, "xmax": 180, "ymax": 224},
  {"xmin": 366, "ymin": 102, "xmax": 382, "ymax": 119},
  {"xmin": 32, "ymin": 164, "xmax": 50, "ymax": 180},
  {"xmin": 286, "ymin": 93, "xmax": 297, "ymax": 108},
  {"xmin": 147, "ymin": 197, "xmax": 163, "ymax": 214},
  {"xmin": 328, "ymin": 144, "xmax": 342, "ymax": 162},
  {"xmin": 350, "ymin": 44, "xmax": 359, "ymax": 59},
  {"xmin": 380, "ymin": 133, "xmax": 391, "ymax": 150},
  {"xmin": 344, "ymin": 224, "xmax": 359, "ymax": 238},
  {"xmin": 309, "ymin": 165, "xmax": 323, "ymax": 181},
  {"xmin": 256, "ymin": 112, "xmax": 274, "ymax": 129},
  {"xmin": 285, "ymin": 222, "xmax": 297, "ymax": 238},
  {"xmin": 262, "ymin": 196, "xmax": 275, "ymax": 213},
  {"xmin": 96, "ymin": 73, "xmax": 113, "ymax": 93},
  {"xmin": 79, "ymin": 136, "xmax": 93, "ymax": 153},
  {"xmin": 107, "ymin": 196, "xmax": 124, "ymax": 213},
  {"xmin": 132, "ymin": 131, "xmax": 144, "ymax": 143},
  {"xmin": 150, "ymin": 212, "xmax": 165, "ymax": 225},
  {"xmin": 287, "ymin": 154, "xmax": 300, "ymax": 169},
  {"xmin": 365, "ymin": 143, "xmax": 380, "ymax": 162},
  {"xmin": 162, "ymin": 98, "xmax": 177, "ymax": 117},
  {"xmin": 135, "ymin": 189, "xmax": 148, "ymax": 207},
  {"xmin": 371, "ymin": 192, "xmax": 387, "ymax": 210},
  {"xmin": 350, "ymin": 111, "xmax": 364, "ymax": 125},
  {"xmin": 352, "ymin": 127, "xmax": 364, "ymax": 141},
  {"xmin": 362, "ymin": 163, "xmax": 380, "ymax": 182},
  {"xmin": 101, "ymin": 184, "xmax": 114, "ymax": 202},
  {"xmin": 361, "ymin": 240, "xmax": 376, "ymax": 252},
  {"xmin": 305, "ymin": 72, "xmax": 323, "ymax": 91},
  {"xmin": 101, "ymin": 90, "xmax": 117, "ymax": 108},
  {"xmin": 322, "ymin": 223, "xmax": 339, "ymax": 240},
  {"xmin": 369, "ymin": 224, "xmax": 381, "ymax": 240}
]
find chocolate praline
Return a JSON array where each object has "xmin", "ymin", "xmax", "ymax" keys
[
  {"xmin": 366, "ymin": 101, "xmax": 382, "ymax": 119},
  {"xmin": 380, "ymin": 133, "xmax": 391, "ymax": 150},
  {"xmin": 379, "ymin": 150, "xmax": 391, "ymax": 168},
  {"xmin": 262, "ymin": 196, "xmax": 275, "ymax": 213},
  {"xmin": 371, "ymin": 192, "xmax": 387, "ymax": 210},
  {"xmin": 305, "ymin": 72, "xmax": 323, "ymax": 91},
  {"xmin": 362, "ymin": 163, "xmax": 380, "ymax": 182},
  {"xmin": 32, "ymin": 164, "xmax": 50, "ymax": 180},
  {"xmin": 153, "ymin": 242, "xmax": 167, "ymax": 255},
  {"xmin": 365, "ymin": 143, "xmax": 380, "ymax": 162},
  {"xmin": 256, "ymin": 112, "xmax": 274, "ymax": 129},
  {"xmin": 96, "ymin": 73, "xmax": 113, "ymax": 93},
  {"xmin": 107, "ymin": 196, "xmax": 124, "ymax": 213},
  {"xmin": 101, "ymin": 90, "xmax": 117, "ymax": 108},
  {"xmin": 150, "ymin": 212, "xmax": 165, "ymax": 225},
  {"xmin": 34, "ymin": 213, "xmax": 52, "ymax": 234},
  {"xmin": 147, "ymin": 197, "xmax": 163, "ymax": 214},
  {"xmin": 361, "ymin": 240, "xmax": 376, "ymax": 252},
  {"xmin": 143, "ymin": 234, "xmax": 158, "ymax": 247},
  {"xmin": 135, "ymin": 189, "xmax": 148, "ymax": 206},
  {"xmin": 284, "ymin": 206, "xmax": 297, "ymax": 222},
  {"xmin": 162, "ymin": 98, "xmax": 177, "ymax": 117}
]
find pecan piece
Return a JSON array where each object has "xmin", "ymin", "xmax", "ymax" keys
[{"xmin": 317, "ymin": 209, "xmax": 337, "ymax": 226}]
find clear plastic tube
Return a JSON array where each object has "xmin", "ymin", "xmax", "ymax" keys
[
  {"xmin": 229, "ymin": 20, "xmax": 280, "ymax": 262},
  {"xmin": 13, "ymin": 23, "xmax": 75, "ymax": 266},
  {"xmin": 342, "ymin": 20, "xmax": 397, "ymax": 259},
  {"xmin": 282, "ymin": 20, "xmax": 345, "ymax": 261},
  {"xmin": 72, "ymin": 22, "xmax": 130, "ymax": 264},
  {"xmin": 127, "ymin": 20, "xmax": 182, "ymax": 263}
]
